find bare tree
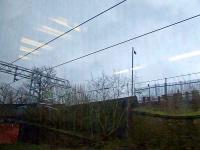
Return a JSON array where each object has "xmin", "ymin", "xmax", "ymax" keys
[
  {"xmin": 0, "ymin": 83, "xmax": 16, "ymax": 104},
  {"xmin": 15, "ymin": 86, "xmax": 29, "ymax": 104},
  {"xmin": 87, "ymin": 73, "xmax": 127, "ymax": 139},
  {"xmin": 62, "ymin": 84, "xmax": 90, "ymax": 105}
]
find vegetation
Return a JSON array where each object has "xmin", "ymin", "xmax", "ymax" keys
[
  {"xmin": 23, "ymin": 98, "xmax": 127, "ymax": 140},
  {"xmin": 134, "ymin": 89, "xmax": 200, "ymax": 116},
  {"xmin": 129, "ymin": 113, "xmax": 200, "ymax": 150},
  {"xmin": 134, "ymin": 105, "xmax": 200, "ymax": 116},
  {"xmin": 1, "ymin": 67, "xmax": 200, "ymax": 149},
  {"xmin": 18, "ymin": 72, "xmax": 130, "ymax": 141}
]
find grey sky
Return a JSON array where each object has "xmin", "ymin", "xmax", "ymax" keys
[{"xmin": 0, "ymin": 0, "xmax": 200, "ymax": 85}]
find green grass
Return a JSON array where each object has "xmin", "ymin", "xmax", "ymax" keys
[{"xmin": 134, "ymin": 106, "xmax": 200, "ymax": 116}]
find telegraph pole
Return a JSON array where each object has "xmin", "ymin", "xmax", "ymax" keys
[
  {"xmin": 127, "ymin": 47, "xmax": 136, "ymax": 138},
  {"xmin": 131, "ymin": 47, "xmax": 136, "ymax": 96}
]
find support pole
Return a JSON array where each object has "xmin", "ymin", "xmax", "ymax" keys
[
  {"xmin": 164, "ymin": 78, "xmax": 167, "ymax": 96},
  {"xmin": 13, "ymin": 67, "xmax": 18, "ymax": 82},
  {"xmin": 131, "ymin": 47, "xmax": 134, "ymax": 96}
]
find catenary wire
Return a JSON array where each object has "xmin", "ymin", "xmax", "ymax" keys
[
  {"xmin": 50, "ymin": 13, "xmax": 200, "ymax": 69},
  {"xmin": 10, "ymin": 0, "xmax": 127, "ymax": 64}
]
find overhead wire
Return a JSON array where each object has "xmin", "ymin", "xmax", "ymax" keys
[
  {"xmin": 8, "ymin": 12, "xmax": 200, "ymax": 85},
  {"xmin": 2, "ymin": 0, "xmax": 127, "ymax": 85},
  {"xmin": 10, "ymin": 0, "xmax": 127, "ymax": 64},
  {"xmin": 50, "ymin": 13, "xmax": 200, "ymax": 69}
]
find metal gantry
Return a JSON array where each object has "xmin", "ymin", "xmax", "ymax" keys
[
  {"xmin": 0, "ymin": 60, "xmax": 71, "ymax": 103},
  {"xmin": 0, "ymin": 60, "xmax": 70, "ymax": 88}
]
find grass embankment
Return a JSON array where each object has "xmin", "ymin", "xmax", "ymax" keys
[{"xmin": 134, "ymin": 106, "xmax": 200, "ymax": 117}]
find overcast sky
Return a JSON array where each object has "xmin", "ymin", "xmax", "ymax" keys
[{"xmin": 1, "ymin": 0, "xmax": 200, "ymax": 85}]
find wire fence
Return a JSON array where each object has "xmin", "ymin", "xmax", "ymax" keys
[
  {"xmin": 134, "ymin": 72, "xmax": 200, "ymax": 101},
  {"xmin": 84, "ymin": 72, "xmax": 200, "ymax": 103}
]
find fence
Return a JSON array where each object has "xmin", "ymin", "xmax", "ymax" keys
[
  {"xmin": 134, "ymin": 72, "xmax": 200, "ymax": 101},
  {"xmin": 84, "ymin": 72, "xmax": 200, "ymax": 102}
]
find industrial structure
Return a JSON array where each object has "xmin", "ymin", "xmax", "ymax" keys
[{"xmin": 0, "ymin": 60, "xmax": 70, "ymax": 103}]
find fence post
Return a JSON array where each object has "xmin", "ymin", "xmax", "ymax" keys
[
  {"xmin": 180, "ymin": 81, "xmax": 183, "ymax": 92},
  {"xmin": 164, "ymin": 78, "xmax": 167, "ymax": 96},
  {"xmin": 148, "ymin": 84, "xmax": 150, "ymax": 101},
  {"xmin": 155, "ymin": 84, "xmax": 158, "ymax": 97}
]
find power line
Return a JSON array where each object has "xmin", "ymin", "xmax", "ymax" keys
[
  {"xmin": 50, "ymin": 13, "xmax": 200, "ymax": 69},
  {"xmin": 3, "ymin": 0, "xmax": 127, "ymax": 86},
  {"xmin": 10, "ymin": 0, "xmax": 127, "ymax": 64},
  {"xmin": 7, "ymin": 12, "xmax": 200, "ymax": 85},
  {"xmin": 134, "ymin": 71, "xmax": 200, "ymax": 85}
]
